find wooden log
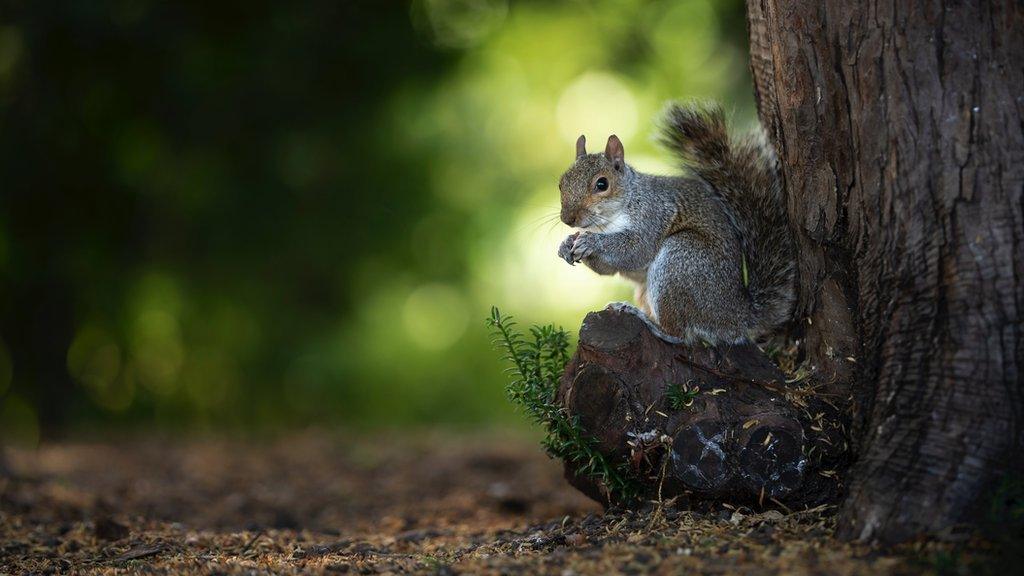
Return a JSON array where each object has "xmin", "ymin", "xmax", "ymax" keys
[{"xmin": 558, "ymin": 306, "xmax": 848, "ymax": 508}]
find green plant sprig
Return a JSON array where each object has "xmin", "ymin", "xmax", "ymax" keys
[
  {"xmin": 487, "ymin": 307, "xmax": 641, "ymax": 502},
  {"xmin": 666, "ymin": 381, "xmax": 700, "ymax": 410}
]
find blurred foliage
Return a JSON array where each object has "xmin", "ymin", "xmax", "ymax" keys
[{"xmin": 0, "ymin": 0, "xmax": 754, "ymax": 439}]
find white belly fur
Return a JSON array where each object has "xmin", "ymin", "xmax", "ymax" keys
[
  {"xmin": 582, "ymin": 212, "xmax": 630, "ymax": 234},
  {"xmin": 645, "ymin": 245, "xmax": 675, "ymax": 324}
]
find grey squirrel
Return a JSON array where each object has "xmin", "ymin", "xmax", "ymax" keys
[{"xmin": 557, "ymin": 102, "xmax": 795, "ymax": 344}]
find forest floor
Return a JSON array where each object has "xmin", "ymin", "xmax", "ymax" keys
[{"xmin": 0, "ymin": 430, "xmax": 997, "ymax": 575}]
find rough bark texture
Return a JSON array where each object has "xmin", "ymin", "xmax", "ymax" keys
[
  {"xmin": 747, "ymin": 0, "xmax": 1024, "ymax": 542},
  {"xmin": 558, "ymin": 307, "xmax": 846, "ymax": 509}
]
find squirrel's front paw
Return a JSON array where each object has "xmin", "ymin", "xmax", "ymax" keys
[
  {"xmin": 570, "ymin": 232, "xmax": 598, "ymax": 262},
  {"xmin": 558, "ymin": 232, "xmax": 580, "ymax": 265}
]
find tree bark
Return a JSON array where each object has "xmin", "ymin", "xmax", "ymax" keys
[{"xmin": 746, "ymin": 0, "xmax": 1024, "ymax": 542}]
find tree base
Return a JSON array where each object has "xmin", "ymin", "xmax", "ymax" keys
[{"xmin": 557, "ymin": 306, "xmax": 849, "ymax": 509}]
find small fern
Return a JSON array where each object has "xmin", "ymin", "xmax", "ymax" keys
[{"xmin": 487, "ymin": 307, "xmax": 641, "ymax": 502}]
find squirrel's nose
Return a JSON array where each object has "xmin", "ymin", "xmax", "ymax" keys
[{"xmin": 560, "ymin": 208, "xmax": 577, "ymax": 226}]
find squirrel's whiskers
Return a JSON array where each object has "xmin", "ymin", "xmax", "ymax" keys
[{"xmin": 520, "ymin": 211, "xmax": 564, "ymax": 237}]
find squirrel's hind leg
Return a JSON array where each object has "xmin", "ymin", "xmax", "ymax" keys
[{"xmin": 647, "ymin": 232, "xmax": 753, "ymax": 346}]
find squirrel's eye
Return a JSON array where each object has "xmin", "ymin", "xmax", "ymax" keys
[{"xmin": 595, "ymin": 177, "xmax": 609, "ymax": 192}]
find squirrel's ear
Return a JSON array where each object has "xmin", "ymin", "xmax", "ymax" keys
[
  {"xmin": 605, "ymin": 135, "xmax": 624, "ymax": 168},
  {"xmin": 575, "ymin": 135, "xmax": 587, "ymax": 158}
]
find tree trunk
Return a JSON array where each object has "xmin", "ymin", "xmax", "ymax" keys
[{"xmin": 746, "ymin": 0, "xmax": 1023, "ymax": 542}]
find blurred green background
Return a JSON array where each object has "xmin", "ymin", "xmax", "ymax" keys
[{"xmin": 0, "ymin": 0, "xmax": 755, "ymax": 441}]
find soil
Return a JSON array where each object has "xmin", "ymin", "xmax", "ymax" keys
[{"xmin": 0, "ymin": 430, "xmax": 981, "ymax": 574}]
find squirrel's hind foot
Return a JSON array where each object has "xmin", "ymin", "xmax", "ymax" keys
[{"xmin": 607, "ymin": 302, "xmax": 687, "ymax": 345}]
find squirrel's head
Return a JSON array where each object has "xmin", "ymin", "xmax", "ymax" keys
[{"xmin": 558, "ymin": 134, "xmax": 631, "ymax": 229}]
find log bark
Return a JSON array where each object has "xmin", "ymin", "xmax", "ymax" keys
[
  {"xmin": 746, "ymin": 0, "xmax": 1024, "ymax": 542},
  {"xmin": 558, "ymin": 307, "xmax": 847, "ymax": 509}
]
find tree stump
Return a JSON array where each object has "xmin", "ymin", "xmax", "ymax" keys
[{"xmin": 558, "ymin": 306, "xmax": 848, "ymax": 509}]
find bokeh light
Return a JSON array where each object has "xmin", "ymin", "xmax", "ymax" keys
[
  {"xmin": 0, "ymin": 394, "xmax": 39, "ymax": 447},
  {"xmin": 557, "ymin": 71, "xmax": 639, "ymax": 146},
  {"xmin": 67, "ymin": 325, "xmax": 133, "ymax": 411},
  {"xmin": 0, "ymin": 26, "xmax": 23, "ymax": 82},
  {"xmin": 403, "ymin": 283, "xmax": 470, "ymax": 351},
  {"xmin": 413, "ymin": 0, "xmax": 509, "ymax": 48}
]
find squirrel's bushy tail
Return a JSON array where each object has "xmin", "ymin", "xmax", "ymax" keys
[{"xmin": 659, "ymin": 101, "xmax": 795, "ymax": 337}]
